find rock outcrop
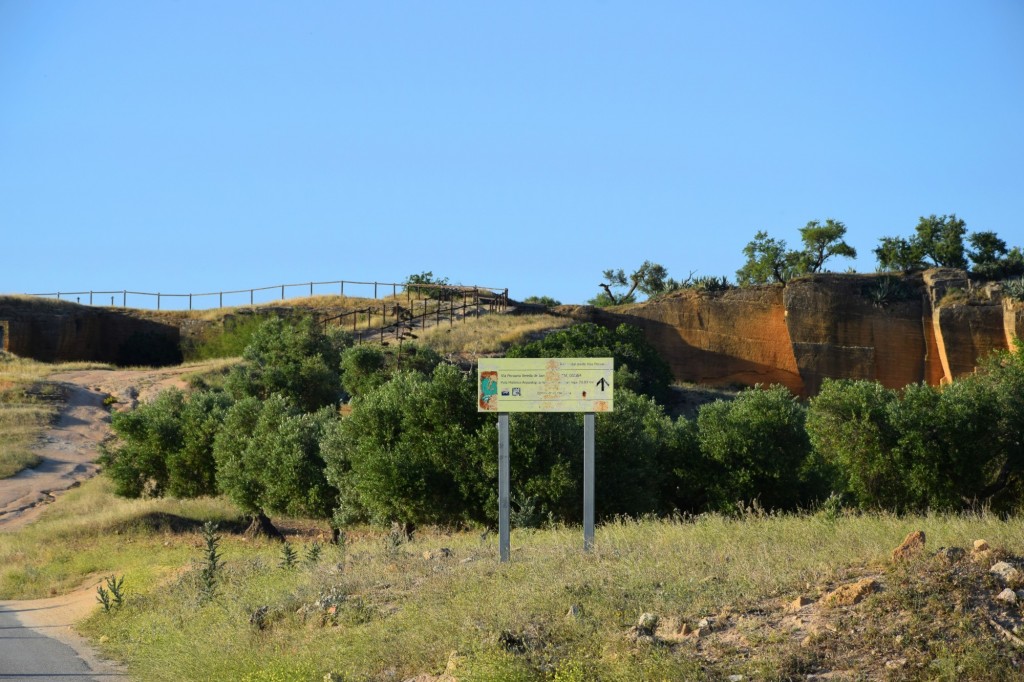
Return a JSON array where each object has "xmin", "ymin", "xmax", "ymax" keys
[
  {"xmin": 561, "ymin": 269, "xmax": 1018, "ymax": 396},
  {"xmin": 0, "ymin": 297, "xmax": 181, "ymax": 366}
]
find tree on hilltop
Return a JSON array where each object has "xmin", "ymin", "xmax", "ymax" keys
[
  {"xmin": 593, "ymin": 261, "xmax": 692, "ymax": 305},
  {"xmin": 736, "ymin": 219, "xmax": 856, "ymax": 285}
]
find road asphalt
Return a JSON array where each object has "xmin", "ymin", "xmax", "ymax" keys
[{"xmin": 0, "ymin": 601, "xmax": 124, "ymax": 680}]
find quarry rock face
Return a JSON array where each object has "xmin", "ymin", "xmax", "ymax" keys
[
  {"xmin": 3, "ymin": 268, "xmax": 1019, "ymax": 386},
  {"xmin": 565, "ymin": 269, "xmax": 1017, "ymax": 396},
  {"xmin": 0, "ymin": 297, "xmax": 181, "ymax": 366}
]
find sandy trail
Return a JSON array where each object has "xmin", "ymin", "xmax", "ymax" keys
[
  {"xmin": 0, "ymin": 364, "xmax": 211, "ymax": 679},
  {"xmin": 0, "ymin": 365, "xmax": 199, "ymax": 531}
]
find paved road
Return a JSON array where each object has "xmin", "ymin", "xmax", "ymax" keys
[{"xmin": 0, "ymin": 601, "xmax": 124, "ymax": 680}]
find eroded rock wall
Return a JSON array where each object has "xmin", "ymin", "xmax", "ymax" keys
[
  {"xmin": 567, "ymin": 270, "xmax": 1015, "ymax": 396},
  {"xmin": 782, "ymin": 275, "xmax": 928, "ymax": 395},
  {"xmin": 0, "ymin": 297, "xmax": 181, "ymax": 366}
]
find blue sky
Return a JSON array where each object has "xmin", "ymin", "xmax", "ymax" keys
[{"xmin": 2, "ymin": 1, "xmax": 1022, "ymax": 308}]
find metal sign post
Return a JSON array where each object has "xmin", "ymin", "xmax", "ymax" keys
[
  {"xmin": 479, "ymin": 358, "xmax": 613, "ymax": 562},
  {"xmin": 498, "ymin": 413, "xmax": 510, "ymax": 562},
  {"xmin": 583, "ymin": 412, "xmax": 595, "ymax": 552}
]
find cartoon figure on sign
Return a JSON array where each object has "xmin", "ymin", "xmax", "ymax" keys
[{"xmin": 479, "ymin": 371, "xmax": 498, "ymax": 410}]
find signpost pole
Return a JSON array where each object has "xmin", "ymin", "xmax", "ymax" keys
[
  {"xmin": 583, "ymin": 412, "xmax": 595, "ymax": 552},
  {"xmin": 498, "ymin": 413, "xmax": 510, "ymax": 562}
]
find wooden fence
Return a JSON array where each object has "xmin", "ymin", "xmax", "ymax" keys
[
  {"xmin": 321, "ymin": 288, "xmax": 509, "ymax": 344},
  {"xmin": 26, "ymin": 279, "xmax": 509, "ymax": 312}
]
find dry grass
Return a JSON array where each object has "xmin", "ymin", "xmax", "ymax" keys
[
  {"xmin": 416, "ymin": 313, "xmax": 571, "ymax": 359},
  {"xmin": 0, "ymin": 466, "xmax": 1022, "ymax": 680},
  {"xmin": 1, "ymin": 474, "xmax": 1016, "ymax": 680}
]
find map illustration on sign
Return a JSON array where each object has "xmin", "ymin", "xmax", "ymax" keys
[
  {"xmin": 479, "ymin": 371, "xmax": 499, "ymax": 410},
  {"xmin": 477, "ymin": 358, "xmax": 614, "ymax": 413}
]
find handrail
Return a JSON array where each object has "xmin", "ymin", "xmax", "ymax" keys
[{"xmin": 23, "ymin": 279, "xmax": 510, "ymax": 312}]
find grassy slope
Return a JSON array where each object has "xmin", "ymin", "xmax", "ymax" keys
[{"xmin": 4, "ymin": 477, "xmax": 1024, "ymax": 680}]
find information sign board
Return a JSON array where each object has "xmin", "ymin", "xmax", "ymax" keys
[{"xmin": 478, "ymin": 357, "xmax": 614, "ymax": 413}]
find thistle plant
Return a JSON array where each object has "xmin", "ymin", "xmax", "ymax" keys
[
  {"xmin": 280, "ymin": 541, "xmax": 298, "ymax": 570},
  {"xmin": 96, "ymin": 575, "xmax": 125, "ymax": 613},
  {"xmin": 305, "ymin": 541, "xmax": 322, "ymax": 566},
  {"xmin": 200, "ymin": 521, "xmax": 222, "ymax": 603}
]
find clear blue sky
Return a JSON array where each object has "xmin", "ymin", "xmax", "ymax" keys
[{"xmin": 2, "ymin": 1, "xmax": 1022, "ymax": 308}]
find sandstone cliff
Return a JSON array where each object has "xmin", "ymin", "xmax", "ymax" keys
[{"xmin": 561, "ymin": 269, "xmax": 1018, "ymax": 396}]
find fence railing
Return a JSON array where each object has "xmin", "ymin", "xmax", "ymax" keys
[
  {"xmin": 25, "ymin": 279, "xmax": 510, "ymax": 312},
  {"xmin": 322, "ymin": 289, "xmax": 509, "ymax": 344}
]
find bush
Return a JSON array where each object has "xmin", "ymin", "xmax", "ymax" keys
[
  {"xmin": 322, "ymin": 364, "xmax": 489, "ymax": 526},
  {"xmin": 885, "ymin": 381, "xmax": 1002, "ymax": 511},
  {"xmin": 339, "ymin": 346, "xmax": 387, "ymax": 398},
  {"xmin": 1004, "ymin": 277, "xmax": 1024, "ymax": 302},
  {"xmin": 101, "ymin": 389, "xmax": 232, "ymax": 499},
  {"xmin": 214, "ymin": 395, "xmax": 337, "ymax": 520},
  {"xmin": 225, "ymin": 317, "xmax": 348, "ymax": 412},
  {"xmin": 522, "ymin": 295, "xmax": 562, "ymax": 307},
  {"xmin": 809, "ymin": 369, "xmax": 1019, "ymax": 512},
  {"xmin": 594, "ymin": 390, "xmax": 703, "ymax": 517},
  {"xmin": 696, "ymin": 385, "xmax": 813, "ymax": 511},
  {"xmin": 806, "ymin": 379, "xmax": 902, "ymax": 509},
  {"xmin": 339, "ymin": 343, "xmax": 441, "ymax": 399},
  {"xmin": 182, "ymin": 314, "xmax": 271, "ymax": 361},
  {"xmin": 405, "ymin": 271, "xmax": 458, "ymax": 300},
  {"xmin": 507, "ymin": 323, "xmax": 672, "ymax": 403}
]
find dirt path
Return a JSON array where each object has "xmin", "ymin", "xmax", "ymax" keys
[
  {"xmin": 0, "ymin": 365, "xmax": 200, "ymax": 531},
  {"xmin": 0, "ymin": 364, "xmax": 211, "ymax": 680}
]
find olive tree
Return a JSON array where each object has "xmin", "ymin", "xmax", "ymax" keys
[{"xmin": 214, "ymin": 395, "xmax": 337, "ymax": 537}]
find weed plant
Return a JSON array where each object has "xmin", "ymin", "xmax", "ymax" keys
[
  {"xmin": 279, "ymin": 542, "xmax": 297, "ymax": 570},
  {"xmin": 96, "ymin": 575, "xmax": 125, "ymax": 613},
  {"xmin": 199, "ymin": 522, "xmax": 222, "ymax": 602}
]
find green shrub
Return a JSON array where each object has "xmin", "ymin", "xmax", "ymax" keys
[
  {"xmin": 339, "ymin": 345, "xmax": 387, "ymax": 398},
  {"xmin": 405, "ymin": 271, "xmax": 458, "ymax": 300},
  {"xmin": 339, "ymin": 343, "xmax": 441, "ymax": 399},
  {"xmin": 809, "ymin": 364, "xmax": 1022, "ymax": 512},
  {"xmin": 884, "ymin": 381, "xmax": 1002, "ymax": 511},
  {"xmin": 806, "ymin": 379, "xmax": 902, "ymax": 509},
  {"xmin": 862, "ymin": 276, "xmax": 915, "ymax": 308},
  {"xmin": 182, "ymin": 314, "xmax": 271, "ymax": 361},
  {"xmin": 214, "ymin": 395, "xmax": 337, "ymax": 520},
  {"xmin": 322, "ymin": 364, "xmax": 489, "ymax": 527},
  {"xmin": 522, "ymin": 295, "xmax": 562, "ymax": 307},
  {"xmin": 593, "ymin": 390, "xmax": 703, "ymax": 517},
  {"xmin": 101, "ymin": 389, "xmax": 232, "ymax": 499},
  {"xmin": 225, "ymin": 317, "xmax": 348, "ymax": 412},
  {"xmin": 696, "ymin": 386, "xmax": 813, "ymax": 511},
  {"xmin": 1004, "ymin": 277, "xmax": 1024, "ymax": 301}
]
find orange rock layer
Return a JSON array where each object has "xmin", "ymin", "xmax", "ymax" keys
[{"xmin": 566, "ymin": 270, "xmax": 1018, "ymax": 396}]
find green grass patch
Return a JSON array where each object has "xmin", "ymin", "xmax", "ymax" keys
[{"xmin": 182, "ymin": 315, "xmax": 275, "ymax": 361}]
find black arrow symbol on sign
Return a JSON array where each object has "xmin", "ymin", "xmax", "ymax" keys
[{"xmin": 596, "ymin": 377, "xmax": 608, "ymax": 391}]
